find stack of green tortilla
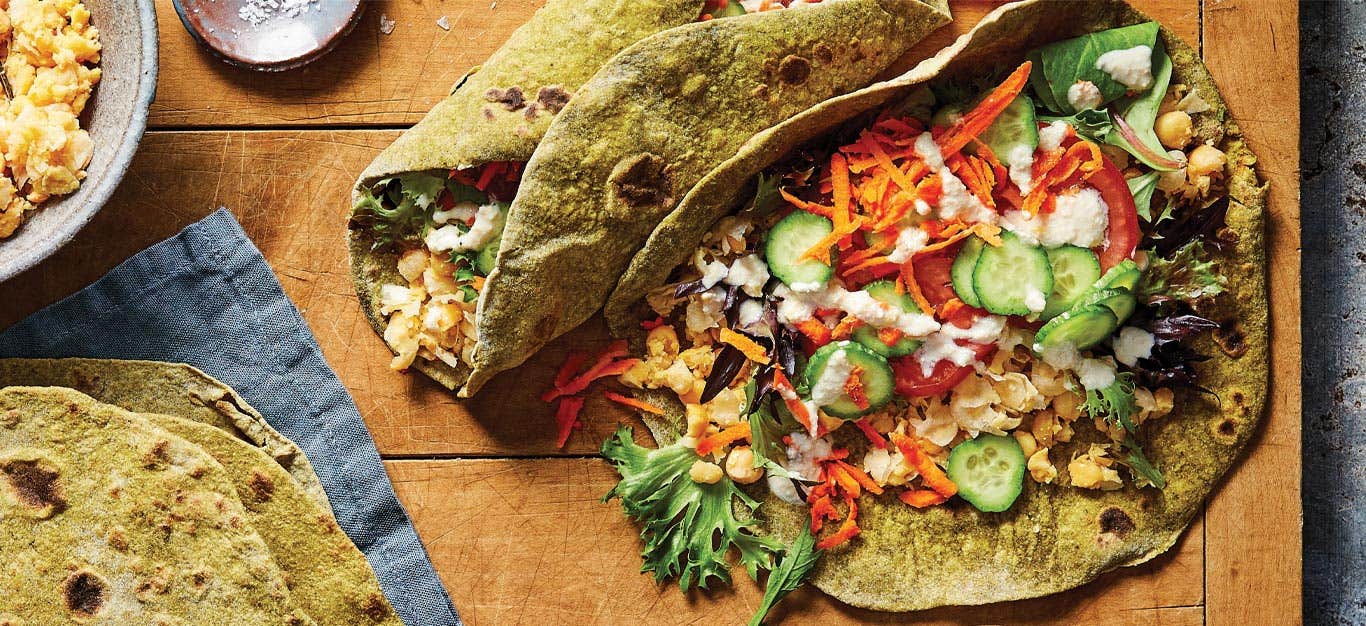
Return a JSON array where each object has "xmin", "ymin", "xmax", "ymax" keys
[{"xmin": 0, "ymin": 359, "xmax": 399, "ymax": 625}]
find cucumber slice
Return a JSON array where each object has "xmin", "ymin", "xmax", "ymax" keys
[
  {"xmin": 1040, "ymin": 245, "xmax": 1102, "ymax": 320},
  {"xmin": 950, "ymin": 236, "xmax": 985, "ymax": 308},
  {"xmin": 977, "ymin": 94, "xmax": 1039, "ymax": 162},
  {"xmin": 852, "ymin": 280, "xmax": 924, "ymax": 357},
  {"xmin": 1034, "ymin": 304, "xmax": 1119, "ymax": 351},
  {"xmin": 474, "ymin": 232, "xmax": 501, "ymax": 276},
  {"xmin": 930, "ymin": 103, "xmax": 963, "ymax": 129},
  {"xmin": 765, "ymin": 211, "xmax": 835, "ymax": 289},
  {"xmin": 946, "ymin": 433, "xmax": 1026, "ymax": 512},
  {"xmin": 803, "ymin": 341, "xmax": 895, "ymax": 419},
  {"xmin": 1095, "ymin": 259, "xmax": 1142, "ymax": 291},
  {"xmin": 972, "ymin": 231, "xmax": 1054, "ymax": 316},
  {"xmin": 1080, "ymin": 288, "xmax": 1138, "ymax": 324}
]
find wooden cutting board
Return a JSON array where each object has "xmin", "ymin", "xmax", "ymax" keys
[{"xmin": 0, "ymin": 0, "xmax": 1300, "ymax": 623}]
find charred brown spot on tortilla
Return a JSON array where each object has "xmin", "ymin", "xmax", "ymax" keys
[
  {"xmin": 318, "ymin": 513, "xmax": 341, "ymax": 533},
  {"xmin": 482, "ymin": 106, "xmax": 495, "ymax": 121},
  {"xmin": 1, "ymin": 458, "xmax": 66, "ymax": 516},
  {"xmin": 106, "ymin": 527, "xmax": 128, "ymax": 551},
  {"xmin": 62, "ymin": 570, "xmax": 107, "ymax": 618},
  {"xmin": 610, "ymin": 153, "xmax": 673, "ymax": 208},
  {"xmin": 1214, "ymin": 321, "xmax": 1248, "ymax": 358},
  {"xmin": 135, "ymin": 568, "xmax": 172, "ymax": 600},
  {"xmin": 1138, "ymin": 492, "xmax": 1160, "ymax": 512},
  {"xmin": 814, "ymin": 43, "xmax": 834, "ymax": 64},
  {"xmin": 750, "ymin": 83, "xmax": 770, "ymax": 99},
  {"xmin": 0, "ymin": 409, "xmax": 19, "ymax": 429},
  {"xmin": 533, "ymin": 313, "xmax": 559, "ymax": 342},
  {"xmin": 523, "ymin": 102, "xmax": 541, "ymax": 120},
  {"xmin": 1217, "ymin": 418, "xmax": 1238, "ymax": 437},
  {"xmin": 191, "ymin": 569, "xmax": 212, "ymax": 589},
  {"xmin": 536, "ymin": 86, "xmax": 571, "ymax": 114},
  {"xmin": 1216, "ymin": 226, "xmax": 1240, "ymax": 248},
  {"xmin": 1099, "ymin": 507, "xmax": 1135, "ymax": 537},
  {"xmin": 72, "ymin": 370, "xmax": 102, "ymax": 394},
  {"xmin": 777, "ymin": 55, "xmax": 812, "ymax": 85},
  {"xmin": 484, "ymin": 86, "xmax": 526, "ymax": 111},
  {"xmin": 248, "ymin": 470, "xmax": 276, "ymax": 502},
  {"xmin": 361, "ymin": 593, "xmax": 392, "ymax": 621},
  {"xmin": 143, "ymin": 439, "xmax": 171, "ymax": 468}
]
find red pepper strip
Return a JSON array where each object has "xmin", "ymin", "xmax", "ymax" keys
[
  {"xmin": 899, "ymin": 488, "xmax": 949, "ymax": 508},
  {"xmin": 603, "ymin": 391, "xmax": 665, "ymax": 416},
  {"xmin": 553, "ymin": 396, "xmax": 585, "ymax": 449},
  {"xmin": 936, "ymin": 62, "xmax": 1033, "ymax": 157},
  {"xmin": 640, "ymin": 316, "xmax": 667, "ymax": 330},
  {"xmin": 542, "ymin": 339, "xmax": 633, "ymax": 402},
  {"xmin": 475, "ymin": 162, "xmax": 502, "ymax": 191},
  {"xmin": 553, "ymin": 352, "xmax": 589, "ymax": 390},
  {"xmin": 853, "ymin": 418, "xmax": 887, "ymax": 449},
  {"xmin": 792, "ymin": 318, "xmax": 833, "ymax": 348},
  {"xmin": 891, "ymin": 433, "xmax": 958, "ymax": 497},
  {"xmin": 696, "ymin": 422, "xmax": 752, "ymax": 456}
]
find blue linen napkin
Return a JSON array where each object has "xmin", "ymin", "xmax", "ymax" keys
[{"xmin": 0, "ymin": 209, "xmax": 460, "ymax": 626}]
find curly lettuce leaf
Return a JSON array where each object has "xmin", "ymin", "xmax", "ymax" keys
[
  {"xmin": 602, "ymin": 427, "xmax": 781, "ymax": 591},
  {"xmin": 1137, "ymin": 241, "xmax": 1227, "ymax": 305},
  {"xmin": 1083, "ymin": 372, "xmax": 1167, "ymax": 488},
  {"xmin": 351, "ymin": 172, "xmax": 451, "ymax": 249},
  {"xmin": 747, "ymin": 525, "xmax": 819, "ymax": 626}
]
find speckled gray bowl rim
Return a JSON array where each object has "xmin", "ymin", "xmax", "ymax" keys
[{"xmin": 0, "ymin": 0, "xmax": 158, "ymax": 285}]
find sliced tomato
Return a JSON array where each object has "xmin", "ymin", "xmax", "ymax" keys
[
  {"xmin": 911, "ymin": 246, "xmax": 961, "ymax": 308},
  {"xmin": 891, "ymin": 342, "xmax": 996, "ymax": 398},
  {"xmin": 1089, "ymin": 154, "xmax": 1141, "ymax": 271}
]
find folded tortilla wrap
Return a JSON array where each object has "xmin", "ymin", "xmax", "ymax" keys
[
  {"xmin": 349, "ymin": 0, "xmax": 710, "ymax": 392},
  {"xmin": 465, "ymin": 0, "xmax": 952, "ymax": 395},
  {"xmin": 0, "ymin": 387, "xmax": 317, "ymax": 624},
  {"xmin": 614, "ymin": 0, "xmax": 1267, "ymax": 611}
]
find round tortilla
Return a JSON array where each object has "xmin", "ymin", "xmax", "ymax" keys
[
  {"xmin": 622, "ymin": 0, "xmax": 1267, "ymax": 610},
  {"xmin": 467, "ymin": 0, "xmax": 951, "ymax": 396},
  {"xmin": 347, "ymin": 0, "xmax": 710, "ymax": 394},
  {"xmin": 0, "ymin": 387, "xmax": 316, "ymax": 624},
  {"xmin": 0, "ymin": 358, "xmax": 329, "ymax": 509}
]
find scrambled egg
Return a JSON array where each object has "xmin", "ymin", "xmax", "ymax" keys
[{"xmin": 0, "ymin": 0, "xmax": 101, "ymax": 238}]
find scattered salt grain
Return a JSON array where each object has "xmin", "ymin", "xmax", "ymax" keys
[
  {"xmin": 238, "ymin": 0, "xmax": 319, "ymax": 26},
  {"xmin": 379, "ymin": 13, "xmax": 396, "ymax": 34},
  {"xmin": 436, "ymin": 15, "xmax": 450, "ymax": 30}
]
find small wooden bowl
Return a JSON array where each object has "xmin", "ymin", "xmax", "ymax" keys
[{"xmin": 172, "ymin": 0, "xmax": 363, "ymax": 72}]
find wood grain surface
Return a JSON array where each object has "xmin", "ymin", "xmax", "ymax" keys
[{"xmin": 0, "ymin": 0, "xmax": 1301, "ymax": 624}]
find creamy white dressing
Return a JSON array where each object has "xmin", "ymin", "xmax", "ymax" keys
[
  {"xmin": 1024, "ymin": 287, "xmax": 1047, "ymax": 313},
  {"xmin": 913, "ymin": 132, "xmax": 996, "ymax": 224},
  {"xmin": 699, "ymin": 259, "xmax": 729, "ymax": 289},
  {"xmin": 1067, "ymin": 80, "xmax": 1103, "ymax": 111},
  {"xmin": 1006, "ymin": 143, "xmax": 1034, "ymax": 194},
  {"xmin": 1076, "ymin": 357, "xmax": 1117, "ymax": 390},
  {"xmin": 999, "ymin": 187, "xmax": 1109, "ymax": 248},
  {"xmin": 886, "ymin": 227, "xmax": 929, "ymax": 264},
  {"xmin": 432, "ymin": 201, "xmax": 477, "ymax": 225},
  {"xmin": 724, "ymin": 254, "xmax": 770, "ymax": 296},
  {"xmin": 424, "ymin": 203, "xmax": 503, "ymax": 252},
  {"xmin": 773, "ymin": 283, "xmax": 941, "ymax": 337},
  {"xmin": 810, "ymin": 349, "xmax": 855, "ymax": 408},
  {"xmin": 1038, "ymin": 121, "xmax": 1071, "ymax": 152},
  {"xmin": 1095, "ymin": 45, "xmax": 1154, "ymax": 92},
  {"xmin": 1113, "ymin": 326, "xmax": 1156, "ymax": 366},
  {"xmin": 783, "ymin": 432, "xmax": 833, "ymax": 482},
  {"xmin": 913, "ymin": 315, "xmax": 1006, "ymax": 376}
]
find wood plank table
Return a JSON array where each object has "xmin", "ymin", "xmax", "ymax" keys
[{"xmin": 0, "ymin": 0, "xmax": 1301, "ymax": 623}]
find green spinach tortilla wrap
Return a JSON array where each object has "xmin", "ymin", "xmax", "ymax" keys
[
  {"xmin": 0, "ymin": 387, "xmax": 318, "ymax": 624},
  {"xmin": 585, "ymin": 0, "xmax": 1267, "ymax": 618},
  {"xmin": 0, "ymin": 359, "xmax": 399, "ymax": 625},
  {"xmin": 351, "ymin": 0, "xmax": 952, "ymax": 397}
]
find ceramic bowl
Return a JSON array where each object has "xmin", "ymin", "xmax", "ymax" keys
[{"xmin": 0, "ymin": 0, "xmax": 159, "ymax": 284}]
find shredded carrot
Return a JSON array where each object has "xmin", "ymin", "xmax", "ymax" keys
[
  {"xmin": 936, "ymin": 62, "xmax": 1033, "ymax": 156},
  {"xmin": 696, "ymin": 422, "xmax": 752, "ymax": 456},
  {"xmin": 938, "ymin": 298, "xmax": 973, "ymax": 322},
  {"xmin": 1022, "ymin": 140, "xmax": 1105, "ymax": 215},
  {"xmin": 837, "ymin": 460, "xmax": 883, "ymax": 495},
  {"xmin": 830, "ymin": 153, "xmax": 853, "ymax": 231},
  {"xmin": 773, "ymin": 370, "xmax": 817, "ymax": 436},
  {"xmin": 603, "ymin": 391, "xmax": 665, "ymax": 416},
  {"xmin": 877, "ymin": 327, "xmax": 904, "ymax": 348},
  {"xmin": 779, "ymin": 188, "xmax": 837, "ymax": 219},
  {"xmin": 891, "ymin": 433, "xmax": 958, "ymax": 497},
  {"xmin": 792, "ymin": 318, "xmax": 833, "ymax": 347},
  {"xmin": 867, "ymin": 139, "xmax": 918, "ymax": 194},
  {"xmin": 798, "ymin": 218, "xmax": 862, "ymax": 264},
  {"xmin": 973, "ymin": 222, "xmax": 1004, "ymax": 246},
  {"xmin": 841, "ymin": 254, "xmax": 894, "ymax": 277},
  {"xmin": 553, "ymin": 396, "xmax": 585, "ymax": 449},
  {"xmin": 719, "ymin": 328, "xmax": 772, "ymax": 365},
  {"xmin": 853, "ymin": 417, "xmax": 887, "ymax": 449},
  {"xmin": 815, "ymin": 513, "xmax": 861, "ymax": 550},
  {"xmin": 843, "ymin": 365, "xmax": 870, "ymax": 410},
  {"xmin": 470, "ymin": 276, "xmax": 486, "ymax": 291},
  {"xmin": 899, "ymin": 489, "xmax": 949, "ymax": 508},
  {"xmin": 898, "ymin": 261, "xmax": 935, "ymax": 315},
  {"xmin": 828, "ymin": 462, "xmax": 864, "ymax": 496},
  {"xmin": 830, "ymin": 316, "xmax": 865, "ymax": 341}
]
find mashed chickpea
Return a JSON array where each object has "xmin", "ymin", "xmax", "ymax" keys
[{"xmin": 0, "ymin": 0, "xmax": 101, "ymax": 238}]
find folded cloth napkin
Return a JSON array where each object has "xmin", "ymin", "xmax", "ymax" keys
[{"xmin": 0, "ymin": 209, "xmax": 460, "ymax": 626}]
